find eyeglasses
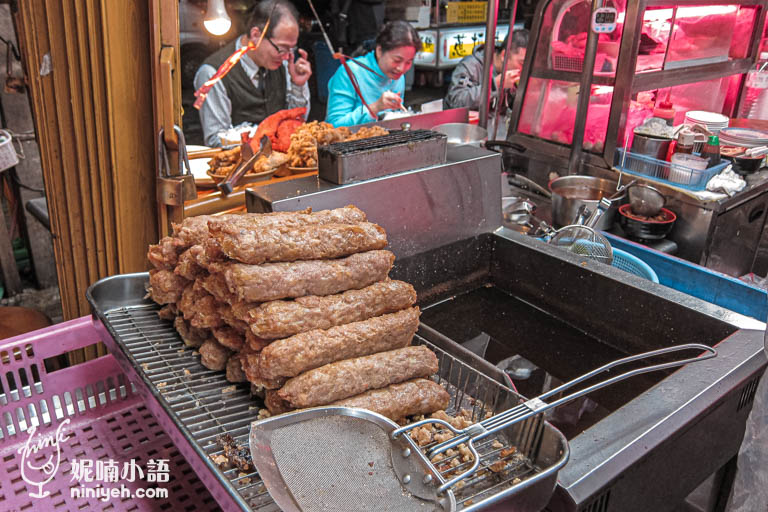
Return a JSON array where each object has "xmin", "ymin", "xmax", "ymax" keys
[{"xmin": 265, "ymin": 37, "xmax": 296, "ymax": 56}]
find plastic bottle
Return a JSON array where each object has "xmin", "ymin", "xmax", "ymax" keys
[
  {"xmin": 739, "ymin": 52, "xmax": 768, "ymax": 119},
  {"xmin": 700, "ymin": 135, "xmax": 721, "ymax": 168},
  {"xmin": 653, "ymin": 100, "xmax": 676, "ymax": 126},
  {"xmin": 675, "ymin": 131, "xmax": 695, "ymax": 155}
]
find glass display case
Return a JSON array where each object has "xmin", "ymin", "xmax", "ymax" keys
[{"xmin": 506, "ymin": 0, "xmax": 768, "ymax": 179}]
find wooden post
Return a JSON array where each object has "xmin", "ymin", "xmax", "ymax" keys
[{"xmin": 15, "ymin": 1, "xmax": 157, "ymax": 321}]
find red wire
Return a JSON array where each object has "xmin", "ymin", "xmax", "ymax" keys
[{"xmin": 338, "ymin": 55, "xmax": 377, "ymax": 120}]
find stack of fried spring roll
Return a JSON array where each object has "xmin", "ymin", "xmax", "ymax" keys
[{"xmin": 146, "ymin": 206, "xmax": 450, "ymax": 421}]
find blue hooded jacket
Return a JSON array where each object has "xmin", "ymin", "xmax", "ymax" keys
[{"xmin": 325, "ymin": 50, "xmax": 405, "ymax": 127}]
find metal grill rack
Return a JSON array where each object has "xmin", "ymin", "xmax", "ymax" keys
[
  {"xmin": 317, "ymin": 129, "xmax": 448, "ymax": 184},
  {"xmin": 91, "ymin": 284, "xmax": 567, "ymax": 512},
  {"xmin": 323, "ymin": 130, "xmax": 446, "ymax": 155}
]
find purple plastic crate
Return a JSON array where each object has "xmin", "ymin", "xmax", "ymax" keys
[{"xmin": 0, "ymin": 317, "xmax": 218, "ymax": 511}]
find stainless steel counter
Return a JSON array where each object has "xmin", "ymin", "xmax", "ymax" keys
[
  {"xmin": 506, "ymin": 153, "xmax": 768, "ymax": 278},
  {"xmin": 246, "ymin": 145, "xmax": 503, "ymax": 259}
]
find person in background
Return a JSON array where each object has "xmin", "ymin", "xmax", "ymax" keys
[
  {"xmin": 345, "ymin": 0, "xmax": 385, "ymax": 54},
  {"xmin": 325, "ymin": 21, "xmax": 421, "ymax": 127},
  {"xmin": 194, "ymin": 0, "xmax": 313, "ymax": 147},
  {"xmin": 444, "ymin": 29, "xmax": 529, "ymax": 111}
]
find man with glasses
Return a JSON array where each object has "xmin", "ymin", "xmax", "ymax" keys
[{"xmin": 194, "ymin": 0, "xmax": 312, "ymax": 147}]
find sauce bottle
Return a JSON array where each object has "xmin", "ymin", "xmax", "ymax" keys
[
  {"xmin": 700, "ymin": 135, "xmax": 721, "ymax": 168},
  {"xmin": 675, "ymin": 131, "xmax": 695, "ymax": 155}
]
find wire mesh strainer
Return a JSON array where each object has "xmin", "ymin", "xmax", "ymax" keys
[
  {"xmin": 549, "ymin": 197, "xmax": 614, "ymax": 264},
  {"xmin": 248, "ymin": 344, "xmax": 716, "ymax": 512}
]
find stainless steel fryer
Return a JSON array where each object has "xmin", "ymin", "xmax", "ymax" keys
[{"xmin": 86, "ymin": 272, "xmax": 568, "ymax": 512}]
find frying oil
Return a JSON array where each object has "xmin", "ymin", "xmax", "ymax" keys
[{"xmin": 421, "ymin": 285, "xmax": 667, "ymax": 439}]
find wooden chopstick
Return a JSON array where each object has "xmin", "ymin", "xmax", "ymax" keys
[{"xmin": 188, "ymin": 148, "xmax": 223, "ymax": 159}]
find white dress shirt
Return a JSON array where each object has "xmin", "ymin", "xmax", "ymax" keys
[{"xmin": 194, "ymin": 37, "xmax": 311, "ymax": 147}]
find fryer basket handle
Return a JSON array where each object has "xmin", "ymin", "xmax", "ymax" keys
[
  {"xmin": 536, "ymin": 343, "xmax": 716, "ymax": 402},
  {"xmin": 425, "ymin": 344, "xmax": 716, "ymax": 468}
]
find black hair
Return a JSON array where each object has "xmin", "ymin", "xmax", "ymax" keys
[
  {"xmin": 375, "ymin": 21, "xmax": 422, "ymax": 54},
  {"xmin": 495, "ymin": 28, "xmax": 530, "ymax": 53},
  {"xmin": 247, "ymin": 0, "xmax": 299, "ymax": 37}
]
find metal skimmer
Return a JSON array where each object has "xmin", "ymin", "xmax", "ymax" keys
[{"xmin": 89, "ymin": 283, "xmax": 567, "ymax": 512}]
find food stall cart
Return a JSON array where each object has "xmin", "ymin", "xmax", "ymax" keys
[
  {"xmin": 502, "ymin": 0, "xmax": 768, "ymax": 277},
  {"xmin": 5, "ymin": 1, "xmax": 766, "ymax": 511},
  {"xmin": 240, "ymin": 140, "xmax": 765, "ymax": 512}
]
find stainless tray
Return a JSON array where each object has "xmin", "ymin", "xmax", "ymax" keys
[{"xmin": 87, "ymin": 272, "xmax": 568, "ymax": 512}]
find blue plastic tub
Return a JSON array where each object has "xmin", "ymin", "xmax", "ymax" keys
[
  {"xmin": 612, "ymin": 247, "xmax": 659, "ymax": 283},
  {"xmin": 614, "ymin": 148, "xmax": 728, "ymax": 191},
  {"xmin": 605, "ymin": 233, "xmax": 768, "ymax": 321}
]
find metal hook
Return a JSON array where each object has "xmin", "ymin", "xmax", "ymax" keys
[
  {"xmin": 157, "ymin": 129, "xmax": 171, "ymax": 178},
  {"xmin": 174, "ymin": 125, "xmax": 191, "ymax": 177}
]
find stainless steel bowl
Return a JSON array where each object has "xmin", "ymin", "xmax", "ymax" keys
[
  {"xmin": 548, "ymin": 175, "xmax": 625, "ymax": 230},
  {"xmin": 431, "ymin": 123, "xmax": 488, "ymax": 146}
]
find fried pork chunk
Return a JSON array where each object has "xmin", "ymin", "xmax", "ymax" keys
[
  {"xmin": 199, "ymin": 339, "xmax": 232, "ymax": 371},
  {"xmin": 148, "ymin": 269, "xmax": 189, "ymax": 305},
  {"xmin": 157, "ymin": 303, "xmax": 178, "ymax": 321},
  {"xmin": 175, "ymin": 245, "xmax": 208, "ymax": 280},
  {"xmin": 174, "ymin": 317, "xmax": 209, "ymax": 348},
  {"xmin": 225, "ymin": 353, "xmax": 248, "ymax": 383},
  {"xmin": 179, "ymin": 281, "xmax": 223, "ymax": 329},
  {"xmin": 212, "ymin": 326, "xmax": 246, "ymax": 351}
]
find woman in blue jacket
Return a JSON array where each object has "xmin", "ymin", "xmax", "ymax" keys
[{"xmin": 325, "ymin": 21, "xmax": 421, "ymax": 127}]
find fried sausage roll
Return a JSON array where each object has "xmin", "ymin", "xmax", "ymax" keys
[
  {"xmin": 271, "ymin": 345, "xmax": 439, "ymax": 410},
  {"xmin": 215, "ymin": 250, "xmax": 395, "ymax": 303},
  {"xmin": 258, "ymin": 307, "xmax": 420, "ymax": 381},
  {"xmin": 330, "ymin": 379, "xmax": 450, "ymax": 421},
  {"xmin": 206, "ymin": 205, "xmax": 365, "ymax": 236},
  {"xmin": 249, "ymin": 280, "xmax": 417, "ymax": 340},
  {"xmin": 213, "ymin": 222, "xmax": 387, "ymax": 265}
]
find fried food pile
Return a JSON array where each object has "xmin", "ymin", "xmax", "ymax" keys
[
  {"xmin": 147, "ymin": 206, "xmax": 449, "ymax": 420},
  {"xmin": 207, "ymin": 146, "xmax": 291, "ymax": 179},
  {"xmin": 286, "ymin": 122, "xmax": 390, "ymax": 168},
  {"xmin": 207, "ymin": 146, "xmax": 241, "ymax": 177}
]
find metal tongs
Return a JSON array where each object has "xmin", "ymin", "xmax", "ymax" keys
[{"xmin": 218, "ymin": 135, "xmax": 270, "ymax": 194}]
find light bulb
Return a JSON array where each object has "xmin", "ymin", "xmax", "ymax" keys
[{"xmin": 204, "ymin": 0, "xmax": 231, "ymax": 36}]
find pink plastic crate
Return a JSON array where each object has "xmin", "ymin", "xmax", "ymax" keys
[{"xmin": 0, "ymin": 317, "xmax": 218, "ymax": 511}]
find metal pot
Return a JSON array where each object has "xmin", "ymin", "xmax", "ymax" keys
[
  {"xmin": 549, "ymin": 175, "xmax": 625, "ymax": 230},
  {"xmin": 431, "ymin": 123, "xmax": 487, "ymax": 146},
  {"xmin": 631, "ymin": 133, "xmax": 672, "ymax": 160}
]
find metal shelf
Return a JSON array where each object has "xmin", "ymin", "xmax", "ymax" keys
[
  {"xmin": 631, "ymin": 59, "xmax": 754, "ymax": 93},
  {"xmin": 529, "ymin": 68, "xmax": 616, "ymax": 86}
]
